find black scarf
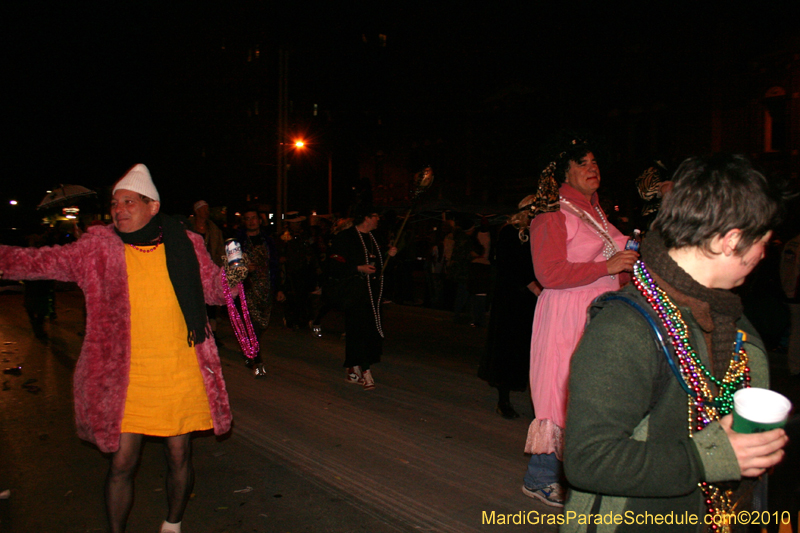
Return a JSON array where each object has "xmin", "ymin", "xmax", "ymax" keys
[{"xmin": 116, "ymin": 212, "xmax": 209, "ymax": 346}]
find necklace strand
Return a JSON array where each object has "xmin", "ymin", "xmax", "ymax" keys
[
  {"xmin": 633, "ymin": 260, "xmax": 749, "ymax": 531},
  {"xmin": 127, "ymin": 228, "xmax": 163, "ymax": 253},
  {"xmin": 559, "ymin": 197, "xmax": 617, "ymax": 260},
  {"xmin": 221, "ymin": 271, "xmax": 260, "ymax": 359},
  {"xmin": 356, "ymin": 229, "xmax": 385, "ymax": 338}
]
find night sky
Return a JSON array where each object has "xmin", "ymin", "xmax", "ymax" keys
[{"xmin": 5, "ymin": 2, "xmax": 799, "ymax": 222}]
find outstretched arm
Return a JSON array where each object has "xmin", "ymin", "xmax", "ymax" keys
[{"xmin": 0, "ymin": 242, "xmax": 83, "ymax": 283}]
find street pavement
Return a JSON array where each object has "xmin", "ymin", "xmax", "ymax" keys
[
  {"xmin": 0, "ymin": 289, "xmax": 551, "ymax": 533},
  {"xmin": 2, "ymin": 289, "xmax": 798, "ymax": 533}
]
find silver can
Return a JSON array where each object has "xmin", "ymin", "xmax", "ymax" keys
[{"xmin": 224, "ymin": 238, "xmax": 243, "ymax": 268}]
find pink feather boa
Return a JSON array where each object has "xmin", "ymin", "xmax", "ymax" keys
[{"xmin": 0, "ymin": 224, "xmax": 232, "ymax": 452}]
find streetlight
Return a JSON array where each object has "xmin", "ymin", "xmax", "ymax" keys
[
  {"xmin": 290, "ymin": 138, "xmax": 332, "ymax": 215},
  {"xmin": 277, "ymin": 138, "xmax": 308, "ymax": 227}
]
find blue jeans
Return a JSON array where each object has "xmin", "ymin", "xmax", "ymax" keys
[{"xmin": 523, "ymin": 453, "xmax": 562, "ymax": 490}]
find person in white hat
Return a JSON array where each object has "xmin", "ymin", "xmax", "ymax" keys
[{"xmin": 0, "ymin": 163, "xmax": 245, "ymax": 533}]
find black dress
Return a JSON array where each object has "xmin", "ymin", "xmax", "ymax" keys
[
  {"xmin": 329, "ymin": 226, "xmax": 384, "ymax": 370},
  {"xmin": 479, "ymin": 224, "xmax": 537, "ymax": 392}
]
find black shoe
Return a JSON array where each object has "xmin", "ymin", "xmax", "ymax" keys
[
  {"xmin": 244, "ymin": 358, "xmax": 255, "ymax": 369},
  {"xmin": 496, "ymin": 402, "xmax": 520, "ymax": 420}
]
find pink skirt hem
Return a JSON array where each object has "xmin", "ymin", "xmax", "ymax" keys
[{"xmin": 524, "ymin": 418, "xmax": 564, "ymax": 460}]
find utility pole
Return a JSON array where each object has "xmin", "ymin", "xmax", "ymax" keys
[{"xmin": 276, "ymin": 48, "xmax": 288, "ymax": 230}]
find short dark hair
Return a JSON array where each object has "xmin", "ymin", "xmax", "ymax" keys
[
  {"xmin": 241, "ymin": 204, "xmax": 261, "ymax": 218},
  {"xmin": 652, "ymin": 153, "xmax": 784, "ymax": 254}
]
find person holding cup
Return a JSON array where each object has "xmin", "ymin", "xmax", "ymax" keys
[{"xmin": 563, "ymin": 154, "xmax": 790, "ymax": 531}]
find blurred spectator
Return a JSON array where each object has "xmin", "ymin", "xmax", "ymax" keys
[
  {"xmin": 467, "ymin": 236, "xmax": 490, "ymax": 327},
  {"xmin": 188, "ymin": 200, "xmax": 226, "ymax": 340},
  {"xmin": 479, "ymin": 195, "xmax": 540, "ymax": 419},
  {"xmin": 236, "ymin": 207, "xmax": 282, "ymax": 377},
  {"xmin": 780, "ymin": 232, "xmax": 800, "ymax": 376},
  {"xmin": 423, "ymin": 227, "xmax": 446, "ymax": 308},
  {"xmin": 279, "ymin": 212, "xmax": 317, "ymax": 329},
  {"xmin": 449, "ymin": 215, "xmax": 475, "ymax": 323}
]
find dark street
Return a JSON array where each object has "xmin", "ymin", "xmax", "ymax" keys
[{"xmin": 0, "ymin": 288, "xmax": 554, "ymax": 532}]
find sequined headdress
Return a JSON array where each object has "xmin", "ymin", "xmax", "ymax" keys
[
  {"xmin": 524, "ymin": 137, "xmax": 589, "ymax": 218},
  {"xmin": 636, "ymin": 160, "xmax": 668, "ymax": 217}
]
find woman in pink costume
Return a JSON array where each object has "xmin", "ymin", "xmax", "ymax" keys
[{"xmin": 521, "ymin": 135, "xmax": 639, "ymax": 507}]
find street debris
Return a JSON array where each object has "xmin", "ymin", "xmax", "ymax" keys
[
  {"xmin": 2, "ymin": 366, "xmax": 21, "ymax": 376},
  {"xmin": 233, "ymin": 486, "xmax": 253, "ymax": 493}
]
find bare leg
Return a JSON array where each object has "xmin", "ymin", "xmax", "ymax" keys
[
  {"xmin": 105, "ymin": 433, "xmax": 144, "ymax": 533},
  {"xmin": 164, "ymin": 434, "xmax": 194, "ymax": 523}
]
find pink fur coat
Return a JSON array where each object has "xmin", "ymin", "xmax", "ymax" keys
[{"xmin": 0, "ymin": 224, "xmax": 232, "ymax": 452}]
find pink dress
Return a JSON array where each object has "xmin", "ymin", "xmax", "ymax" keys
[{"xmin": 525, "ymin": 184, "xmax": 627, "ymax": 459}]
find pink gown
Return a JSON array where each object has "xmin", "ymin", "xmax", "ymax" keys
[{"xmin": 525, "ymin": 185, "xmax": 627, "ymax": 458}]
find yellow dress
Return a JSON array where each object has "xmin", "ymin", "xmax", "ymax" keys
[{"xmin": 120, "ymin": 244, "xmax": 213, "ymax": 436}]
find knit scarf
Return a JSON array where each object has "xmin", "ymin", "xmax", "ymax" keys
[
  {"xmin": 640, "ymin": 231, "xmax": 743, "ymax": 379},
  {"xmin": 116, "ymin": 212, "xmax": 209, "ymax": 346}
]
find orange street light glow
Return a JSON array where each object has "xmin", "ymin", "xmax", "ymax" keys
[{"xmin": 294, "ymin": 140, "xmax": 305, "ymax": 148}]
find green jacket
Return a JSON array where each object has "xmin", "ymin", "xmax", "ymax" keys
[{"xmin": 562, "ymin": 284, "xmax": 768, "ymax": 533}]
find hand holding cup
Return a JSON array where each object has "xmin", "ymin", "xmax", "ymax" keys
[{"xmin": 720, "ymin": 415, "xmax": 788, "ymax": 477}]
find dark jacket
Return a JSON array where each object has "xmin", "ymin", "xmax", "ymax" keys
[{"xmin": 563, "ymin": 283, "xmax": 768, "ymax": 532}]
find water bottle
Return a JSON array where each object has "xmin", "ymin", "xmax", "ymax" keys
[{"xmin": 625, "ymin": 229, "xmax": 642, "ymax": 252}]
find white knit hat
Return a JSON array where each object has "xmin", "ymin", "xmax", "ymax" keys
[{"xmin": 112, "ymin": 164, "xmax": 160, "ymax": 202}]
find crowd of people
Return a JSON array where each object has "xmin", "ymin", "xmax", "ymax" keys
[{"xmin": 1, "ymin": 139, "xmax": 798, "ymax": 532}]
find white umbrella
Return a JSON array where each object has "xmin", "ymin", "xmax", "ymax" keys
[{"xmin": 37, "ymin": 184, "xmax": 97, "ymax": 210}]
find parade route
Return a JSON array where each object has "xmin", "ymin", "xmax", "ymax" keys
[{"xmin": 0, "ymin": 289, "xmax": 551, "ymax": 532}]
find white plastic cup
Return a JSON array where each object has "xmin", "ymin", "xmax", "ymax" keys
[{"xmin": 732, "ymin": 388, "xmax": 792, "ymax": 433}]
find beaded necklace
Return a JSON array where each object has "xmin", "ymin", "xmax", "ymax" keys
[
  {"xmin": 127, "ymin": 228, "xmax": 163, "ymax": 253},
  {"xmin": 632, "ymin": 261, "xmax": 749, "ymax": 531},
  {"xmin": 356, "ymin": 229, "xmax": 385, "ymax": 338},
  {"xmin": 559, "ymin": 197, "xmax": 617, "ymax": 259},
  {"xmin": 221, "ymin": 270, "xmax": 259, "ymax": 359}
]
